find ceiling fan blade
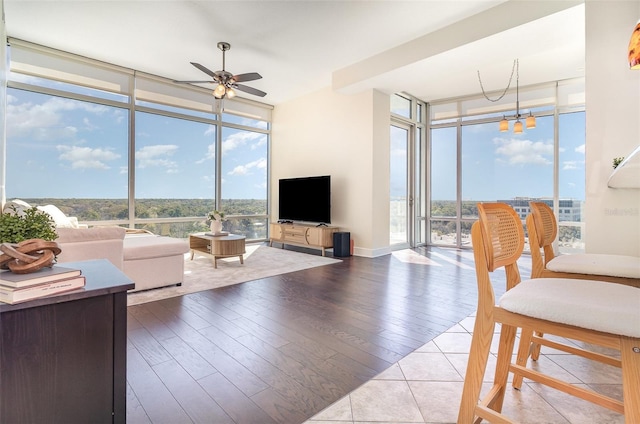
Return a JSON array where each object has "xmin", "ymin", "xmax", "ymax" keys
[
  {"xmin": 234, "ymin": 84, "xmax": 267, "ymax": 97},
  {"xmin": 190, "ymin": 62, "xmax": 218, "ymax": 79},
  {"xmin": 232, "ymin": 72, "xmax": 262, "ymax": 83},
  {"xmin": 173, "ymin": 80, "xmax": 214, "ymax": 84}
]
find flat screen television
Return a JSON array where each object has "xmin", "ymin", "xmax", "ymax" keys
[{"xmin": 278, "ymin": 175, "xmax": 331, "ymax": 224}]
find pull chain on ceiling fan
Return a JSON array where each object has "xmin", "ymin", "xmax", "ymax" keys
[{"xmin": 174, "ymin": 42, "xmax": 266, "ymax": 99}]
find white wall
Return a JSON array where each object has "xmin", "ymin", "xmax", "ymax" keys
[
  {"xmin": 585, "ymin": 1, "xmax": 640, "ymax": 256},
  {"xmin": 272, "ymin": 87, "xmax": 391, "ymax": 257}
]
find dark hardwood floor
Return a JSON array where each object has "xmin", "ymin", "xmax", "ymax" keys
[{"xmin": 126, "ymin": 245, "xmax": 506, "ymax": 424}]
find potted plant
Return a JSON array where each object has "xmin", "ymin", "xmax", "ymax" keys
[
  {"xmin": 206, "ymin": 210, "xmax": 225, "ymax": 235},
  {"xmin": 0, "ymin": 206, "xmax": 58, "ymax": 243},
  {"xmin": 613, "ymin": 156, "xmax": 625, "ymax": 169}
]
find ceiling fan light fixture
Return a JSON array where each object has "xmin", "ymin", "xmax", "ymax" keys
[
  {"xmin": 526, "ymin": 112, "xmax": 536, "ymax": 129},
  {"xmin": 214, "ymin": 83, "xmax": 226, "ymax": 98},
  {"xmin": 176, "ymin": 42, "xmax": 267, "ymax": 99}
]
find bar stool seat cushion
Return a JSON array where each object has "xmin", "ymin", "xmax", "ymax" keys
[
  {"xmin": 546, "ymin": 253, "xmax": 640, "ymax": 279},
  {"xmin": 499, "ymin": 278, "xmax": 640, "ymax": 338}
]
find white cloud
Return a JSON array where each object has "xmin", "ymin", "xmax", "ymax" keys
[
  {"xmin": 83, "ymin": 117, "xmax": 99, "ymax": 131},
  {"xmin": 494, "ymin": 137, "xmax": 553, "ymax": 166},
  {"xmin": 196, "ymin": 143, "xmax": 216, "ymax": 164},
  {"xmin": 575, "ymin": 144, "xmax": 585, "ymax": 154},
  {"xmin": 57, "ymin": 145, "xmax": 121, "ymax": 170},
  {"xmin": 562, "ymin": 160, "xmax": 584, "ymax": 171},
  {"xmin": 204, "ymin": 125, "xmax": 216, "ymax": 136},
  {"xmin": 236, "ymin": 117, "xmax": 268, "ymax": 130},
  {"xmin": 228, "ymin": 158, "xmax": 267, "ymax": 176},
  {"xmin": 7, "ymin": 96, "xmax": 109, "ymax": 140},
  {"xmin": 136, "ymin": 144, "xmax": 179, "ymax": 172},
  {"xmin": 222, "ymin": 131, "xmax": 264, "ymax": 153},
  {"xmin": 251, "ymin": 136, "xmax": 268, "ymax": 150}
]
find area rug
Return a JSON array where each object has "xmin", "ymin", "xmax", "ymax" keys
[{"xmin": 127, "ymin": 244, "xmax": 341, "ymax": 306}]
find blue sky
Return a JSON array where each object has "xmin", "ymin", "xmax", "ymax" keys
[
  {"xmin": 6, "ymin": 88, "xmax": 268, "ymax": 200},
  {"xmin": 8, "ymin": 86, "xmax": 584, "ymax": 203},
  {"xmin": 429, "ymin": 112, "xmax": 585, "ymax": 201}
]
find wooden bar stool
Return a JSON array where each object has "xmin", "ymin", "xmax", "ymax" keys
[
  {"xmin": 528, "ymin": 201, "xmax": 640, "ymax": 287},
  {"xmin": 457, "ymin": 202, "xmax": 640, "ymax": 424}
]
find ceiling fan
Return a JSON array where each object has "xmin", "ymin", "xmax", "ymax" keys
[{"xmin": 174, "ymin": 42, "xmax": 266, "ymax": 99}]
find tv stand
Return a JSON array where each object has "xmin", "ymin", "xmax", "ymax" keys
[{"xmin": 269, "ymin": 222, "xmax": 339, "ymax": 256}]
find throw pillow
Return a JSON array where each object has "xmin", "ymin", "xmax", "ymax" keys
[{"xmin": 36, "ymin": 204, "xmax": 78, "ymax": 228}]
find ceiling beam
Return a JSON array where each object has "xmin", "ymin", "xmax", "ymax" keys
[{"xmin": 332, "ymin": 0, "xmax": 584, "ymax": 95}]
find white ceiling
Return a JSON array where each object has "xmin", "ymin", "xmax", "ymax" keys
[{"xmin": 3, "ymin": 0, "xmax": 585, "ymax": 106}]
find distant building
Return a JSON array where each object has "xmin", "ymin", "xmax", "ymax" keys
[{"xmin": 499, "ymin": 197, "xmax": 582, "ymax": 222}]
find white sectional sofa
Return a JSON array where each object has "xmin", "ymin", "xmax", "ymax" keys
[
  {"xmin": 2, "ymin": 200, "xmax": 189, "ymax": 292},
  {"xmin": 55, "ymin": 227, "xmax": 189, "ymax": 292},
  {"xmin": 121, "ymin": 232, "xmax": 189, "ymax": 291}
]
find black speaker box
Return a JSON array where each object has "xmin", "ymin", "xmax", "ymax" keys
[{"xmin": 333, "ymin": 232, "xmax": 351, "ymax": 257}]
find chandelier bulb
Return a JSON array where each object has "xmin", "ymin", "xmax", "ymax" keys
[
  {"xmin": 526, "ymin": 112, "xmax": 536, "ymax": 129},
  {"xmin": 226, "ymin": 87, "xmax": 236, "ymax": 99},
  {"xmin": 499, "ymin": 116, "xmax": 509, "ymax": 132},
  {"xmin": 513, "ymin": 120, "xmax": 523, "ymax": 134}
]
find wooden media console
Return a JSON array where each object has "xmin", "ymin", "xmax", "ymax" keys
[{"xmin": 269, "ymin": 222, "xmax": 339, "ymax": 256}]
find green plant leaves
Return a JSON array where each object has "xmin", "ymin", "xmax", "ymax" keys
[{"xmin": 0, "ymin": 206, "xmax": 58, "ymax": 243}]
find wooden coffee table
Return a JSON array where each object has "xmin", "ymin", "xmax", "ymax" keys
[{"xmin": 189, "ymin": 233, "xmax": 246, "ymax": 268}]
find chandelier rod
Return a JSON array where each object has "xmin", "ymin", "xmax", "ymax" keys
[{"xmin": 477, "ymin": 59, "xmax": 517, "ymax": 102}]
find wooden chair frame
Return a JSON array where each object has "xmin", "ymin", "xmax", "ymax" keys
[
  {"xmin": 528, "ymin": 201, "xmax": 639, "ymax": 287},
  {"xmin": 458, "ymin": 203, "xmax": 640, "ymax": 424}
]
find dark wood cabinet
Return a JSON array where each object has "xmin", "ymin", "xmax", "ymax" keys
[{"xmin": 0, "ymin": 259, "xmax": 134, "ymax": 424}]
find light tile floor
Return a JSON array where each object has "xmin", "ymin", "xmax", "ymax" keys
[{"xmin": 305, "ymin": 314, "xmax": 624, "ymax": 424}]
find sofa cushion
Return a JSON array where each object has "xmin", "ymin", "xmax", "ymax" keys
[
  {"xmin": 123, "ymin": 235, "xmax": 189, "ymax": 261},
  {"xmin": 56, "ymin": 226, "xmax": 126, "ymax": 242},
  {"xmin": 55, "ymin": 227, "xmax": 126, "ymax": 270}
]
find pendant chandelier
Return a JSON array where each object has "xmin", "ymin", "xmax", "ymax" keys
[{"xmin": 478, "ymin": 59, "xmax": 535, "ymax": 134}]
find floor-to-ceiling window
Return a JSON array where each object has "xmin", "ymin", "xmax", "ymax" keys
[
  {"xmin": 430, "ymin": 127, "xmax": 458, "ymax": 246},
  {"xmin": 557, "ymin": 111, "xmax": 586, "ymax": 253},
  {"xmin": 220, "ymin": 122, "xmax": 269, "ymax": 239},
  {"xmin": 390, "ymin": 93, "xmax": 426, "ymax": 248},
  {"xmin": 4, "ymin": 39, "xmax": 272, "ymax": 240},
  {"xmin": 6, "ymin": 87, "xmax": 130, "ymax": 219},
  {"xmin": 427, "ymin": 79, "xmax": 585, "ymax": 251}
]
